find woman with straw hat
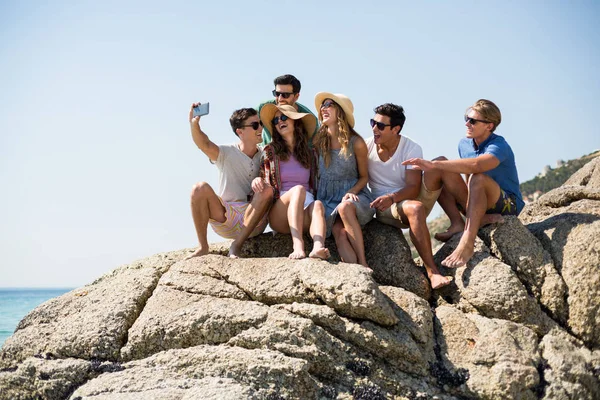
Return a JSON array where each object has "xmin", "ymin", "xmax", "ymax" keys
[
  {"xmin": 313, "ymin": 93, "xmax": 374, "ymax": 268},
  {"xmin": 253, "ymin": 104, "xmax": 330, "ymax": 260}
]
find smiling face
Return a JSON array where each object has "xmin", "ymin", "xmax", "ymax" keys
[
  {"xmin": 465, "ymin": 109, "xmax": 493, "ymax": 143},
  {"xmin": 320, "ymin": 99, "xmax": 338, "ymax": 128},
  {"xmin": 371, "ymin": 113, "xmax": 400, "ymax": 146},
  {"xmin": 274, "ymin": 111, "xmax": 295, "ymax": 139},
  {"xmin": 274, "ymin": 84, "xmax": 299, "ymax": 106},
  {"xmin": 238, "ymin": 115, "xmax": 263, "ymax": 145}
]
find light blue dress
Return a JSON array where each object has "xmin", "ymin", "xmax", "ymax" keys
[{"xmin": 317, "ymin": 135, "xmax": 375, "ymax": 237}]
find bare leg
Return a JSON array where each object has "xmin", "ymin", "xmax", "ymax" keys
[
  {"xmin": 434, "ymin": 161, "xmax": 468, "ymax": 242},
  {"xmin": 332, "ymin": 220, "xmax": 357, "ymax": 264},
  {"xmin": 442, "ymin": 174, "xmax": 501, "ymax": 268},
  {"xmin": 268, "ymin": 185, "xmax": 307, "ymax": 259},
  {"xmin": 400, "ymin": 200, "xmax": 452, "ymax": 289},
  {"xmin": 337, "ymin": 202, "xmax": 368, "ymax": 268},
  {"xmin": 186, "ymin": 182, "xmax": 227, "ymax": 260},
  {"xmin": 229, "ymin": 186, "xmax": 274, "ymax": 258},
  {"xmin": 307, "ymin": 201, "xmax": 330, "ymax": 259}
]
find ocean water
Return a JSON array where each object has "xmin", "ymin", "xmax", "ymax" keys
[{"xmin": 0, "ymin": 288, "xmax": 72, "ymax": 347}]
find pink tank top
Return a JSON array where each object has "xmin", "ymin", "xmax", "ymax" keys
[{"xmin": 279, "ymin": 155, "xmax": 310, "ymax": 192}]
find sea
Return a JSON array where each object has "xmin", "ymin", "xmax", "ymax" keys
[{"xmin": 0, "ymin": 288, "xmax": 72, "ymax": 347}]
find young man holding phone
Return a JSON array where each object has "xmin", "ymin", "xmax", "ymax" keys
[
  {"xmin": 257, "ymin": 74, "xmax": 318, "ymax": 145},
  {"xmin": 186, "ymin": 103, "xmax": 273, "ymax": 259}
]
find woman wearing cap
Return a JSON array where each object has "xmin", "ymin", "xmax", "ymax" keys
[
  {"xmin": 313, "ymin": 93, "xmax": 374, "ymax": 268},
  {"xmin": 253, "ymin": 104, "xmax": 330, "ymax": 260}
]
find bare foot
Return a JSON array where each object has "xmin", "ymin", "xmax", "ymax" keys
[
  {"xmin": 429, "ymin": 274, "xmax": 453, "ymax": 290},
  {"xmin": 309, "ymin": 247, "xmax": 330, "ymax": 260},
  {"xmin": 228, "ymin": 241, "xmax": 242, "ymax": 259},
  {"xmin": 441, "ymin": 240, "xmax": 474, "ymax": 268},
  {"xmin": 434, "ymin": 222, "xmax": 465, "ymax": 242},
  {"xmin": 481, "ymin": 213, "xmax": 505, "ymax": 226},
  {"xmin": 289, "ymin": 250, "xmax": 306, "ymax": 259},
  {"xmin": 184, "ymin": 248, "xmax": 208, "ymax": 260}
]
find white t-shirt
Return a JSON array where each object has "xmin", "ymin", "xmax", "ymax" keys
[
  {"xmin": 213, "ymin": 144, "xmax": 262, "ymax": 202},
  {"xmin": 365, "ymin": 135, "xmax": 423, "ymax": 198}
]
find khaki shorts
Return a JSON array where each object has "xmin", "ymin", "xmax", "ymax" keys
[
  {"xmin": 209, "ymin": 198, "xmax": 268, "ymax": 240},
  {"xmin": 375, "ymin": 176, "xmax": 442, "ymax": 229}
]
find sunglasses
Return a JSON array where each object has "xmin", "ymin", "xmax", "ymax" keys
[
  {"xmin": 320, "ymin": 100, "xmax": 335, "ymax": 109},
  {"xmin": 370, "ymin": 119, "xmax": 392, "ymax": 130},
  {"xmin": 241, "ymin": 121, "xmax": 263, "ymax": 130},
  {"xmin": 272, "ymin": 90, "xmax": 295, "ymax": 99},
  {"xmin": 271, "ymin": 114, "xmax": 290, "ymax": 126},
  {"xmin": 464, "ymin": 115, "xmax": 490, "ymax": 125}
]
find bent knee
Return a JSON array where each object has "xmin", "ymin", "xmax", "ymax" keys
[
  {"xmin": 191, "ymin": 182, "xmax": 213, "ymax": 198},
  {"xmin": 403, "ymin": 200, "xmax": 426, "ymax": 218},
  {"xmin": 338, "ymin": 201, "xmax": 356, "ymax": 217},
  {"xmin": 432, "ymin": 155, "xmax": 448, "ymax": 161}
]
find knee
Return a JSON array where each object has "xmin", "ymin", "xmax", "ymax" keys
[
  {"xmin": 254, "ymin": 185, "xmax": 274, "ymax": 203},
  {"xmin": 468, "ymin": 173, "xmax": 487, "ymax": 189},
  {"xmin": 338, "ymin": 201, "xmax": 356, "ymax": 218},
  {"xmin": 289, "ymin": 185, "xmax": 307, "ymax": 196},
  {"xmin": 432, "ymin": 155, "xmax": 448, "ymax": 161},
  {"xmin": 191, "ymin": 182, "xmax": 212, "ymax": 200},
  {"xmin": 404, "ymin": 200, "xmax": 425, "ymax": 216}
]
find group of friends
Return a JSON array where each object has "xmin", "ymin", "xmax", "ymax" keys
[{"xmin": 185, "ymin": 74, "xmax": 524, "ymax": 290}]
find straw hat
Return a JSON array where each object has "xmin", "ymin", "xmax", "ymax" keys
[
  {"xmin": 314, "ymin": 92, "xmax": 355, "ymax": 128},
  {"xmin": 260, "ymin": 104, "xmax": 317, "ymax": 139}
]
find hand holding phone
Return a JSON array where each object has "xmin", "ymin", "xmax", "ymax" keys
[{"xmin": 193, "ymin": 102, "xmax": 210, "ymax": 117}]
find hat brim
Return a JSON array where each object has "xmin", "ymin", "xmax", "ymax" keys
[
  {"xmin": 314, "ymin": 92, "xmax": 355, "ymax": 128},
  {"xmin": 260, "ymin": 104, "xmax": 317, "ymax": 140}
]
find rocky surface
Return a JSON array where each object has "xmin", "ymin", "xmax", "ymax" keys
[{"xmin": 1, "ymin": 157, "xmax": 600, "ymax": 399}]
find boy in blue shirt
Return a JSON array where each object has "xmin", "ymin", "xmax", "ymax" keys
[{"xmin": 402, "ymin": 99, "xmax": 524, "ymax": 268}]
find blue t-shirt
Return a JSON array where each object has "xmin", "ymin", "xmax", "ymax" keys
[{"xmin": 458, "ymin": 133, "xmax": 525, "ymax": 213}]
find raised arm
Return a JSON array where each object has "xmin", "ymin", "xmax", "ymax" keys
[{"xmin": 189, "ymin": 103, "xmax": 219, "ymax": 161}]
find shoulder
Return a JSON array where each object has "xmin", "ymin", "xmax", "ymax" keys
[
  {"xmin": 296, "ymin": 102, "xmax": 316, "ymax": 115},
  {"xmin": 257, "ymin": 99, "xmax": 276, "ymax": 112},
  {"xmin": 399, "ymin": 135, "xmax": 423, "ymax": 154},
  {"xmin": 352, "ymin": 135, "xmax": 367, "ymax": 149}
]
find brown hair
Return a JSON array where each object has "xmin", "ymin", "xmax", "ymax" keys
[
  {"xmin": 313, "ymin": 101, "xmax": 360, "ymax": 167},
  {"xmin": 468, "ymin": 99, "xmax": 502, "ymax": 132},
  {"xmin": 229, "ymin": 108, "xmax": 258, "ymax": 136},
  {"xmin": 271, "ymin": 117, "xmax": 311, "ymax": 169}
]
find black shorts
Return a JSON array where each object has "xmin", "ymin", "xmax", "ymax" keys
[{"xmin": 487, "ymin": 189, "xmax": 518, "ymax": 216}]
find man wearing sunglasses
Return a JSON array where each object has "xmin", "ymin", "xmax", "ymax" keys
[
  {"xmin": 366, "ymin": 103, "xmax": 453, "ymax": 290},
  {"xmin": 257, "ymin": 74, "xmax": 318, "ymax": 145},
  {"xmin": 402, "ymin": 99, "xmax": 524, "ymax": 269},
  {"xmin": 185, "ymin": 104, "xmax": 273, "ymax": 260}
]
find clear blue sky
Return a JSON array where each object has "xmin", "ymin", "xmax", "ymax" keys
[{"xmin": 1, "ymin": 1, "xmax": 598, "ymax": 287}]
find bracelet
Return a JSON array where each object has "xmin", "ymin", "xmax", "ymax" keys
[{"xmin": 388, "ymin": 193, "xmax": 394, "ymax": 203}]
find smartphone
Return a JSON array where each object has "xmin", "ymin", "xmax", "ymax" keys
[{"xmin": 193, "ymin": 102, "xmax": 210, "ymax": 117}]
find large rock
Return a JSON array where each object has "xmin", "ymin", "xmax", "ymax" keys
[{"xmin": 3, "ymin": 158, "xmax": 600, "ymax": 399}]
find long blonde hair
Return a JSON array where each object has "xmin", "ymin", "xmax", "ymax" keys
[{"xmin": 313, "ymin": 101, "xmax": 359, "ymax": 168}]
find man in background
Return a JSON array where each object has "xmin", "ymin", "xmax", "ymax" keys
[{"xmin": 258, "ymin": 74, "xmax": 318, "ymax": 144}]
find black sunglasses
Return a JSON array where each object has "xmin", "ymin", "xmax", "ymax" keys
[
  {"xmin": 464, "ymin": 115, "xmax": 490, "ymax": 125},
  {"xmin": 370, "ymin": 119, "xmax": 392, "ymax": 130},
  {"xmin": 272, "ymin": 90, "xmax": 295, "ymax": 99},
  {"xmin": 241, "ymin": 121, "xmax": 263, "ymax": 130},
  {"xmin": 271, "ymin": 114, "xmax": 289, "ymax": 126},
  {"xmin": 320, "ymin": 100, "xmax": 336, "ymax": 109}
]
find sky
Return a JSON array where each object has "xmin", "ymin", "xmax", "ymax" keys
[{"xmin": 1, "ymin": 0, "xmax": 599, "ymax": 288}]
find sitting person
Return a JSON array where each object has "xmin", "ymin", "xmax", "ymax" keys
[
  {"xmin": 402, "ymin": 99, "xmax": 524, "ymax": 268},
  {"xmin": 313, "ymin": 93, "xmax": 374, "ymax": 268},
  {"xmin": 367, "ymin": 103, "xmax": 453, "ymax": 289},
  {"xmin": 254, "ymin": 104, "xmax": 329, "ymax": 260},
  {"xmin": 257, "ymin": 74, "xmax": 318, "ymax": 145},
  {"xmin": 186, "ymin": 104, "xmax": 273, "ymax": 259}
]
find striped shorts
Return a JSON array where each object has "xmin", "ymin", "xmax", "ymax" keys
[{"xmin": 209, "ymin": 198, "xmax": 268, "ymax": 240}]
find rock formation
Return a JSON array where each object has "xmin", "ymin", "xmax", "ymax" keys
[{"xmin": 1, "ymin": 158, "xmax": 600, "ymax": 399}]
